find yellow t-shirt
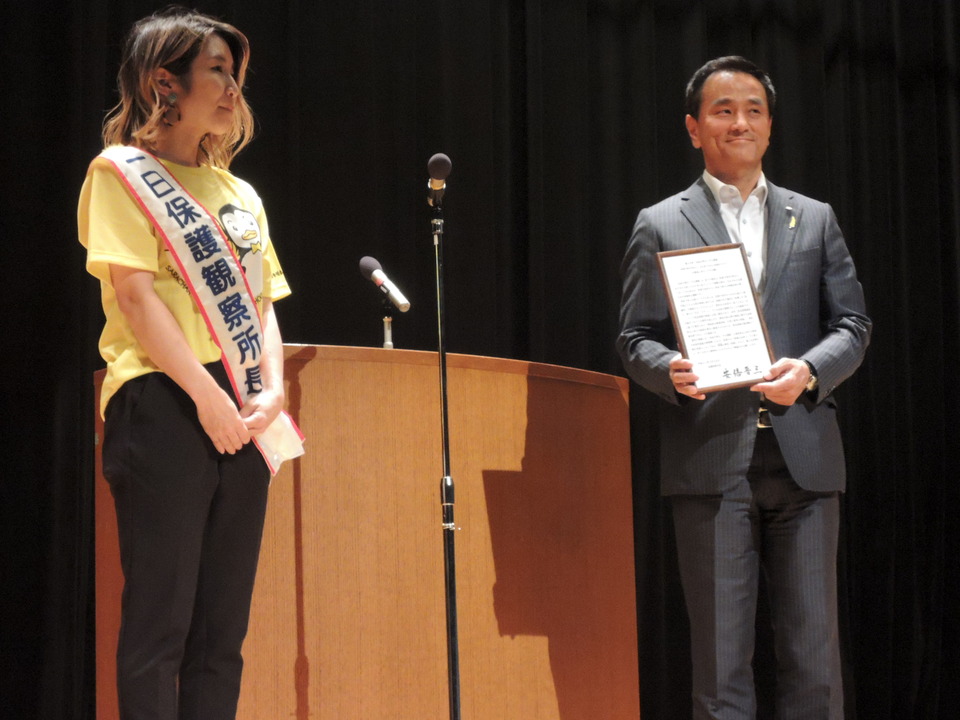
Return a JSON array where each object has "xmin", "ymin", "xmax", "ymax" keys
[{"xmin": 78, "ymin": 150, "xmax": 292, "ymax": 417}]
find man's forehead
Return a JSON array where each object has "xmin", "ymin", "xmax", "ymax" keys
[
  {"xmin": 702, "ymin": 72, "xmax": 767, "ymax": 106},
  {"xmin": 708, "ymin": 94, "xmax": 766, "ymax": 106}
]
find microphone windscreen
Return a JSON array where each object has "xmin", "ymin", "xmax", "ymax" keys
[
  {"xmin": 359, "ymin": 256, "xmax": 382, "ymax": 280},
  {"xmin": 427, "ymin": 153, "xmax": 452, "ymax": 181}
]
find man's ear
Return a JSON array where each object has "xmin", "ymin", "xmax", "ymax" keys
[{"xmin": 684, "ymin": 114, "xmax": 701, "ymax": 149}]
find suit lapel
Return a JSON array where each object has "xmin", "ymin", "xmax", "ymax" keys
[
  {"xmin": 679, "ymin": 179, "xmax": 729, "ymax": 247},
  {"xmin": 678, "ymin": 177, "xmax": 800, "ymax": 303},
  {"xmin": 762, "ymin": 182, "xmax": 799, "ymax": 303}
]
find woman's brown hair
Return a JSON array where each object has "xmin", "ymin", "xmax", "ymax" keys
[{"xmin": 102, "ymin": 6, "xmax": 255, "ymax": 168}]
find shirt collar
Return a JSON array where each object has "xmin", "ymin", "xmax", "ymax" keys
[{"xmin": 702, "ymin": 170, "xmax": 768, "ymax": 208}]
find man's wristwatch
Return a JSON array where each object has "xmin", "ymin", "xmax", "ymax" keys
[{"xmin": 803, "ymin": 360, "xmax": 819, "ymax": 392}]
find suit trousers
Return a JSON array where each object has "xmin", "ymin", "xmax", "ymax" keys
[
  {"xmin": 671, "ymin": 428, "xmax": 843, "ymax": 720},
  {"xmin": 102, "ymin": 365, "xmax": 270, "ymax": 720}
]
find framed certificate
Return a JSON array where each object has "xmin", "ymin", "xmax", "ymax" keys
[{"xmin": 657, "ymin": 243, "xmax": 775, "ymax": 392}]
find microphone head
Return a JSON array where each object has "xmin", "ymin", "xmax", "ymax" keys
[
  {"xmin": 427, "ymin": 153, "xmax": 452, "ymax": 181},
  {"xmin": 359, "ymin": 255, "xmax": 382, "ymax": 280}
]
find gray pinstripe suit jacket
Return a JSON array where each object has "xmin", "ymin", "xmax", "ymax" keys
[{"xmin": 617, "ymin": 177, "xmax": 871, "ymax": 495}]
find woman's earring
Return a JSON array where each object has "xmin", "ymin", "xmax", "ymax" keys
[{"xmin": 162, "ymin": 92, "xmax": 180, "ymax": 127}]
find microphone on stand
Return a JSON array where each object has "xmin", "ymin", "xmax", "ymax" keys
[
  {"xmin": 423, "ymin": 152, "xmax": 461, "ymax": 720},
  {"xmin": 359, "ymin": 256, "xmax": 411, "ymax": 312},
  {"xmin": 427, "ymin": 153, "xmax": 452, "ymax": 207}
]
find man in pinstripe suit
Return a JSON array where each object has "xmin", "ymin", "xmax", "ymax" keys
[{"xmin": 617, "ymin": 57, "xmax": 871, "ymax": 719}]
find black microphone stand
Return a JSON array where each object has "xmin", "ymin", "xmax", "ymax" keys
[{"xmin": 431, "ymin": 199, "xmax": 461, "ymax": 720}]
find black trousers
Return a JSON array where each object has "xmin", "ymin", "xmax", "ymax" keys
[
  {"xmin": 671, "ymin": 429, "xmax": 843, "ymax": 720},
  {"xmin": 103, "ymin": 365, "xmax": 270, "ymax": 720}
]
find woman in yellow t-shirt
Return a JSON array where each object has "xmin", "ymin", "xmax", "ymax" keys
[{"xmin": 78, "ymin": 8, "xmax": 290, "ymax": 719}]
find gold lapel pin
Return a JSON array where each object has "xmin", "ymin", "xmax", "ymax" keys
[{"xmin": 786, "ymin": 206, "xmax": 797, "ymax": 230}]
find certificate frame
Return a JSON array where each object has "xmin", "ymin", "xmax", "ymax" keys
[{"xmin": 657, "ymin": 243, "xmax": 775, "ymax": 393}]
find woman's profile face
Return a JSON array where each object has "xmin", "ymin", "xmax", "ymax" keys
[{"xmin": 171, "ymin": 33, "xmax": 240, "ymax": 138}]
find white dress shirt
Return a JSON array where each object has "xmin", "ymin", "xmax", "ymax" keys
[{"xmin": 702, "ymin": 170, "xmax": 768, "ymax": 291}]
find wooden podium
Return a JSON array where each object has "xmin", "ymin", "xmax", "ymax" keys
[{"xmin": 95, "ymin": 345, "xmax": 639, "ymax": 719}]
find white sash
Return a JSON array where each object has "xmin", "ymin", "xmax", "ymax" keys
[{"xmin": 100, "ymin": 146, "xmax": 304, "ymax": 475}]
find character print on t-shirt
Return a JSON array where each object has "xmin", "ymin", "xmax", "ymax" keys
[{"xmin": 218, "ymin": 204, "xmax": 266, "ymax": 298}]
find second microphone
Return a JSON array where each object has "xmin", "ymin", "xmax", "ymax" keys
[{"xmin": 359, "ymin": 256, "xmax": 411, "ymax": 312}]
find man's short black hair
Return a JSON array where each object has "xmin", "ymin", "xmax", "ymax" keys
[{"xmin": 685, "ymin": 56, "xmax": 776, "ymax": 118}]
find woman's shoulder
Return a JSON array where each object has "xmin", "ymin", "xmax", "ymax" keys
[
  {"xmin": 81, "ymin": 151, "xmax": 138, "ymax": 204},
  {"xmin": 205, "ymin": 164, "xmax": 261, "ymax": 201}
]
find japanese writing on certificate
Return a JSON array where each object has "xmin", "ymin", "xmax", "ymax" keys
[{"xmin": 659, "ymin": 244, "xmax": 773, "ymax": 392}]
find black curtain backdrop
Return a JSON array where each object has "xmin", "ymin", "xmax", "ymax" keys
[{"xmin": 2, "ymin": 0, "xmax": 958, "ymax": 718}]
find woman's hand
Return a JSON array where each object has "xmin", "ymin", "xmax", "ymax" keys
[
  {"xmin": 240, "ymin": 388, "xmax": 285, "ymax": 436},
  {"xmin": 194, "ymin": 384, "xmax": 250, "ymax": 454}
]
